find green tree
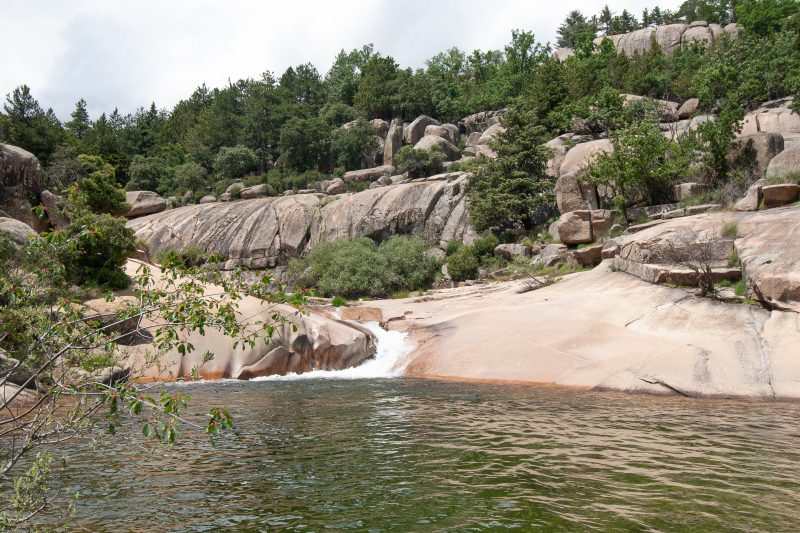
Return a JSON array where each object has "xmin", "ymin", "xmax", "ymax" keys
[
  {"xmin": 466, "ymin": 106, "xmax": 553, "ymax": 232},
  {"xmin": 395, "ymin": 146, "xmax": 446, "ymax": 179},
  {"xmin": 586, "ymin": 121, "xmax": 686, "ymax": 209},
  {"xmin": 126, "ymin": 155, "xmax": 168, "ymax": 192},
  {"xmin": 557, "ymin": 10, "xmax": 597, "ymax": 48},
  {"xmin": 734, "ymin": 0, "xmax": 800, "ymax": 36},
  {"xmin": 213, "ymin": 145, "xmax": 259, "ymax": 180},
  {"xmin": 677, "ymin": 0, "xmax": 734, "ymax": 25},
  {"xmin": 66, "ymin": 98, "xmax": 91, "ymax": 143},
  {"xmin": 2, "ymin": 85, "xmax": 62, "ymax": 164},
  {"xmin": 354, "ymin": 55, "xmax": 400, "ymax": 120},
  {"xmin": 324, "ymin": 45, "xmax": 375, "ymax": 106},
  {"xmin": 330, "ymin": 119, "xmax": 378, "ymax": 170},
  {"xmin": 74, "ymin": 155, "xmax": 129, "ymax": 216},
  {"xmin": 173, "ymin": 161, "xmax": 209, "ymax": 196},
  {"xmin": 277, "ymin": 117, "xmax": 331, "ymax": 172}
]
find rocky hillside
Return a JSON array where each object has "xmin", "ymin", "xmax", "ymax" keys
[{"xmin": 128, "ymin": 172, "xmax": 475, "ymax": 270}]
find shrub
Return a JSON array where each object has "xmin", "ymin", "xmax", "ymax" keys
[
  {"xmin": 722, "ymin": 221, "xmax": 739, "ymax": 238},
  {"xmin": 59, "ymin": 211, "xmax": 136, "ymax": 289},
  {"xmin": 75, "ymin": 155, "xmax": 129, "ymax": 216},
  {"xmin": 471, "ymin": 234, "xmax": 500, "ymax": 260},
  {"xmin": 446, "ymin": 248, "xmax": 479, "ymax": 282},
  {"xmin": 377, "ymin": 235, "xmax": 439, "ymax": 291},
  {"xmin": 331, "ymin": 296, "xmax": 348, "ymax": 307},
  {"xmin": 395, "ymin": 146, "xmax": 445, "ymax": 179},
  {"xmin": 173, "ymin": 161, "xmax": 208, "ymax": 196},
  {"xmin": 213, "ymin": 145, "xmax": 259, "ymax": 180},
  {"xmin": 304, "ymin": 238, "xmax": 392, "ymax": 298},
  {"xmin": 126, "ymin": 155, "xmax": 168, "ymax": 192},
  {"xmin": 292, "ymin": 236, "xmax": 438, "ymax": 297}
]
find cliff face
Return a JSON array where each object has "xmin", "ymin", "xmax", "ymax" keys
[
  {"xmin": 0, "ymin": 144, "xmax": 48, "ymax": 232},
  {"xmin": 127, "ymin": 173, "xmax": 475, "ymax": 270}
]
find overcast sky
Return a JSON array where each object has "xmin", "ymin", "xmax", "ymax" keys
[{"xmin": 2, "ymin": 0, "xmax": 683, "ymax": 121}]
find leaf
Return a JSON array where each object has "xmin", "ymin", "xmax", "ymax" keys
[{"xmin": 142, "ymin": 423, "xmax": 153, "ymax": 437}]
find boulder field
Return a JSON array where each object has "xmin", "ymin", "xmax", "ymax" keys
[
  {"xmin": 120, "ymin": 260, "xmax": 376, "ymax": 381},
  {"xmin": 127, "ymin": 173, "xmax": 475, "ymax": 269},
  {"xmin": 366, "ymin": 205, "xmax": 800, "ymax": 400}
]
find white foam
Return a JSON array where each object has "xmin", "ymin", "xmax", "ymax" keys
[{"xmin": 251, "ymin": 321, "xmax": 414, "ymax": 382}]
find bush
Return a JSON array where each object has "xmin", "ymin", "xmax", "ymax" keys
[
  {"xmin": 377, "ymin": 235, "xmax": 439, "ymax": 291},
  {"xmin": 126, "ymin": 155, "xmax": 168, "ymax": 193},
  {"xmin": 292, "ymin": 236, "xmax": 438, "ymax": 297},
  {"xmin": 446, "ymin": 248, "xmax": 479, "ymax": 282},
  {"xmin": 213, "ymin": 145, "xmax": 259, "ymax": 180},
  {"xmin": 59, "ymin": 212, "xmax": 136, "ymax": 289},
  {"xmin": 471, "ymin": 234, "xmax": 500, "ymax": 260},
  {"xmin": 75, "ymin": 155, "xmax": 129, "ymax": 216},
  {"xmin": 395, "ymin": 146, "xmax": 445, "ymax": 179},
  {"xmin": 173, "ymin": 161, "xmax": 208, "ymax": 196}
]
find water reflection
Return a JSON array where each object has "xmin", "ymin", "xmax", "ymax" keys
[{"xmin": 54, "ymin": 380, "xmax": 800, "ymax": 531}]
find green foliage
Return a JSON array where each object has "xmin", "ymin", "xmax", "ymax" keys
[
  {"xmin": 722, "ymin": 221, "xmax": 739, "ymax": 238},
  {"xmin": 586, "ymin": 121, "xmax": 687, "ymax": 209},
  {"xmin": 466, "ymin": 106, "xmax": 553, "ymax": 232},
  {"xmin": 1, "ymin": 85, "xmax": 62, "ymax": 165},
  {"xmin": 74, "ymin": 155, "xmax": 129, "ymax": 216},
  {"xmin": 213, "ymin": 145, "xmax": 259, "ymax": 180},
  {"xmin": 292, "ymin": 236, "xmax": 438, "ymax": 298},
  {"xmin": 557, "ymin": 10, "xmax": 597, "ymax": 49},
  {"xmin": 445, "ymin": 248, "xmax": 480, "ymax": 282},
  {"xmin": 173, "ymin": 161, "xmax": 208, "ymax": 196},
  {"xmin": 377, "ymin": 235, "xmax": 439, "ymax": 291},
  {"xmin": 126, "ymin": 154, "xmax": 168, "ymax": 192},
  {"xmin": 330, "ymin": 119, "xmax": 378, "ymax": 170},
  {"xmin": 58, "ymin": 211, "xmax": 136, "ymax": 289},
  {"xmin": 395, "ymin": 146, "xmax": 445, "ymax": 179},
  {"xmin": 735, "ymin": 0, "xmax": 800, "ymax": 36},
  {"xmin": 278, "ymin": 116, "xmax": 331, "ymax": 172},
  {"xmin": 331, "ymin": 296, "xmax": 348, "ymax": 307}
]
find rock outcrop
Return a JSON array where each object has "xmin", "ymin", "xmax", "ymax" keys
[
  {"xmin": 125, "ymin": 191, "xmax": 167, "ymax": 218},
  {"xmin": 404, "ymin": 115, "xmax": 439, "ymax": 146},
  {"xmin": 583, "ymin": 22, "xmax": 743, "ymax": 58},
  {"xmin": 383, "ymin": 119, "xmax": 403, "ymax": 167},
  {"xmin": 122, "ymin": 261, "xmax": 376, "ymax": 380},
  {"xmin": 0, "ymin": 144, "xmax": 48, "ymax": 232},
  {"xmin": 559, "ymin": 139, "xmax": 613, "ymax": 176},
  {"xmin": 766, "ymin": 142, "xmax": 800, "ymax": 179},
  {"xmin": 128, "ymin": 175, "xmax": 475, "ymax": 270},
  {"xmin": 733, "ymin": 133, "xmax": 785, "ymax": 177},
  {"xmin": 414, "ymin": 135, "xmax": 461, "ymax": 161},
  {"xmin": 741, "ymin": 97, "xmax": 800, "ymax": 147},
  {"xmin": 342, "ymin": 165, "xmax": 395, "ymax": 183}
]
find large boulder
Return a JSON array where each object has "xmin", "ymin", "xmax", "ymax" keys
[
  {"xmin": 0, "ymin": 144, "xmax": 47, "ymax": 232},
  {"xmin": 414, "ymin": 135, "xmax": 461, "ymax": 162},
  {"xmin": 476, "ymin": 124, "xmax": 505, "ymax": 146},
  {"xmin": 766, "ymin": 142, "xmax": 800, "ymax": 179},
  {"xmin": 555, "ymin": 172, "xmax": 598, "ymax": 214},
  {"xmin": 762, "ymin": 184, "xmax": 800, "ymax": 208},
  {"xmin": 559, "ymin": 139, "xmax": 613, "ymax": 176},
  {"xmin": 81, "ymin": 295, "xmax": 140, "ymax": 337},
  {"xmin": 557, "ymin": 211, "xmax": 593, "ymax": 245},
  {"xmin": 677, "ymin": 98, "xmax": 699, "ymax": 120},
  {"xmin": 741, "ymin": 98, "xmax": 800, "ymax": 146},
  {"xmin": 383, "ymin": 119, "xmax": 403, "ymax": 167},
  {"xmin": 40, "ymin": 190, "xmax": 68, "ymax": 230},
  {"xmin": 674, "ymin": 182, "xmax": 710, "ymax": 201},
  {"xmin": 553, "ymin": 47, "xmax": 575, "ymax": 61},
  {"xmin": 125, "ymin": 191, "xmax": 167, "ymax": 218},
  {"xmin": 682, "ymin": 24, "xmax": 715, "ymax": 50},
  {"xmin": 734, "ymin": 133, "xmax": 785, "ymax": 177},
  {"xmin": 654, "ymin": 24, "xmax": 689, "ymax": 55},
  {"xmin": 342, "ymin": 165, "xmax": 396, "ymax": 183},
  {"xmin": 0, "ymin": 217, "xmax": 36, "ymax": 246},
  {"xmin": 545, "ymin": 135, "xmax": 571, "ymax": 178},
  {"xmin": 325, "ymin": 178, "xmax": 346, "ymax": 195},
  {"xmin": 458, "ymin": 110, "xmax": 504, "ymax": 135},
  {"xmin": 734, "ymin": 179, "xmax": 767, "ymax": 212},
  {"xmin": 494, "ymin": 244, "xmax": 531, "ymax": 260},
  {"xmin": 199, "ymin": 195, "xmax": 216, "ymax": 204},
  {"xmin": 370, "ymin": 119, "xmax": 389, "ymax": 139},
  {"xmin": 240, "ymin": 184, "xmax": 271, "ymax": 199},
  {"xmin": 617, "ymin": 27, "xmax": 657, "ymax": 56},
  {"xmin": 404, "ymin": 115, "xmax": 440, "ymax": 146}
]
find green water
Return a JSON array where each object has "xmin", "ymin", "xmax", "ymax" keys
[{"xmin": 58, "ymin": 379, "xmax": 800, "ymax": 531}]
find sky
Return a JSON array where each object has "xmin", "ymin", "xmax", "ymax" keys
[{"xmin": 1, "ymin": 0, "xmax": 683, "ymax": 121}]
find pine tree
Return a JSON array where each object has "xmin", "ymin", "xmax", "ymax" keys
[
  {"xmin": 66, "ymin": 98, "xmax": 91, "ymax": 140},
  {"xmin": 557, "ymin": 10, "xmax": 597, "ymax": 49}
]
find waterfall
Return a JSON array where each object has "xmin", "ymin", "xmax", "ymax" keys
[{"xmin": 250, "ymin": 321, "xmax": 414, "ymax": 381}]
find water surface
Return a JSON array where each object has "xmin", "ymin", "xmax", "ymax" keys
[{"xmin": 60, "ymin": 379, "xmax": 800, "ymax": 531}]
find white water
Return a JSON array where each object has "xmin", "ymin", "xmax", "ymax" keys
[{"xmin": 250, "ymin": 321, "xmax": 415, "ymax": 382}]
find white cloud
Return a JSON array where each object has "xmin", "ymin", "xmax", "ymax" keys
[{"xmin": 0, "ymin": 0, "xmax": 683, "ymax": 120}]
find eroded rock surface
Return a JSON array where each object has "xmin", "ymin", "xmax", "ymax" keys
[
  {"xmin": 128, "ymin": 175, "xmax": 475, "ymax": 269},
  {"xmin": 0, "ymin": 144, "xmax": 48, "ymax": 232}
]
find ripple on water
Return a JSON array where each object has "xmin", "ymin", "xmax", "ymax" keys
[{"xmin": 37, "ymin": 379, "xmax": 800, "ymax": 532}]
